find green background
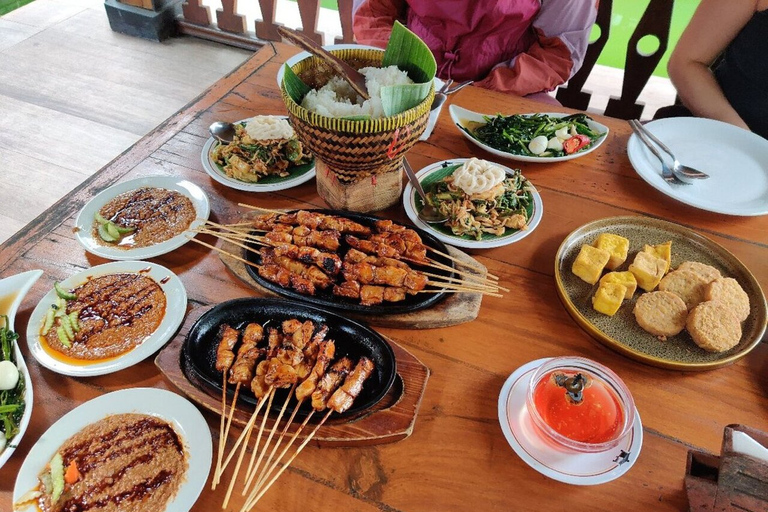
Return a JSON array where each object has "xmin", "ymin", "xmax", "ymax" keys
[{"xmin": 0, "ymin": 0, "xmax": 34, "ymax": 16}]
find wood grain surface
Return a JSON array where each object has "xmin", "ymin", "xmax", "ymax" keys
[{"xmin": 1, "ymin": 42, "xmax": 766, "ymax": 512}]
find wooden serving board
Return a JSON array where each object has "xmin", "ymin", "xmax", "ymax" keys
[
  {"xmin": 217, "ymin": 234, "xmax": 484, "ymax": 329},
  {"xmin": 155, "ymin": 306, "xmax": 430, "ymax": 446}
]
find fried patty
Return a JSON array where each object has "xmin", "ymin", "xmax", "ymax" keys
[
  {"xmin": 705, "ymin": 277, "xmax": 750, "ymax": 322},
  {"xmin": 686, "ymin": 300, "xmax": 742, "ymax": 353},
  {"xmin": 658, "ymin": 269, "xmax": 709, "ymax": 310},
  {"xmin": 633, "ymin": 291, "xmax": 688, "ymax": 339}
]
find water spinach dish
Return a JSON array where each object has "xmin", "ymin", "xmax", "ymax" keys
[{"xmin": 464, "ymin": 112, "xmax": 604, "ymax": 157}]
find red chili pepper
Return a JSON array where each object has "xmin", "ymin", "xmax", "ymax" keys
[{"xmin": 563, "ymin": 134, "xmax": 592, "ymax": 155}]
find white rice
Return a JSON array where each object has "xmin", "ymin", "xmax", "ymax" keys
[
  {"xmin": 300, "ymin": 65, "xmax": 413, "ymax": 119},
  {"xmin": 243, "ymin": 115, "xmax": 295, "ymax": 140}
]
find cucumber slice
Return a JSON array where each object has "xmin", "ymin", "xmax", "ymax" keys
[
  {"xmin": 114, "ymin": 223, "xmax": 135, "ymax": 234},
  {"xmin": 42, "ymin": 308, "xmax": 55, "ymax": 336},
  {"xmin": 54, "ymin": 282, "xmax": 77, "ymax": 300},
  {"xmin": 69, "ymin": 311, "xmax": 80, "ymax": 332},
  {"xmin": 56, "ymin": 326, "xmax": 71, "ymax": 348},
  {"xmin": 50, "ymin": 453, "xmax": 65, "ymax": 503},
  {"xmin": 105, "ymin": 222, "xmax": 120, "ymax": 239},
  {"xmin": 97, "ymin": 223, "xmax": 118, "ymax": 242},
  {"xmin": 60, "ymin": 314, "xmax": 75, "ymax": 341},
  {"xmin": 94, "ymin": 211, "xmax": 110, "ymax": 225}
]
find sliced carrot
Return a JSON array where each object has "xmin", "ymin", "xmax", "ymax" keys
[{"xmin": 64, "ymin": 460, "xmax": 81, "ymax": 484}]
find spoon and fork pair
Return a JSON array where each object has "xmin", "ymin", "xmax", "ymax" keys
[{"xmin": 628, "ymin": 119, "xmax": 709, "ymax": 185}]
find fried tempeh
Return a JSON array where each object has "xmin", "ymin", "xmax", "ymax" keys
[
  {"xmin": 311, "ymin": 357, "xmax": 353, "ymax": 410},
  {"xmin": 327, "ymin": 357, "xmax": 375, "ymax": 414}
]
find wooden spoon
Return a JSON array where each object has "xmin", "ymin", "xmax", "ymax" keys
[{"xmin": 277, "ymin": 26, "xmax": 370, "ymax": 100}]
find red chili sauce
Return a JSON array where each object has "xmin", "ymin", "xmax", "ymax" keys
[{"xmin": 532, "ymin": 370, "xmax": 624, "ymax": 444}]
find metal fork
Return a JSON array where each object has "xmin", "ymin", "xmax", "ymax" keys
[
  {"xmin": 631, "ymin": 119, "xmax": 709, "ymax": 180},
  {"xmin": 628, "ymin": 120, "xmax": 689, "ymax": 185}
]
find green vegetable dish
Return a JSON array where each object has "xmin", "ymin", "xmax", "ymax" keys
[
  {"xmin": 464, "ymin": 113, "xmax": 604, "ymax": 157},
  {"xmin": 420, "ymin": 163, "xmax": 534, "ymax": 241},
  {"xmin": 0, "ymin": 315, "xmax": 25, "ymax": 451}
]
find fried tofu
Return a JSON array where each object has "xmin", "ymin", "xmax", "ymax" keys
[
  {"xmin": 592, "ymin": 282, "xmax": 628, "ymax": 316},
  {"xmin": 599, "ymin": 271, "xmax": 638, "ymax": 299},
  {"xmin": 593, "ymin": 233, "xmax": 629, "ymax": 270},
  {"xmin": 572, "ymin": 245, "xmax": 611, "ymax": 285},
  {"xmin": 629, "ymin": 251, "xmax": 667, "ymax": 292},
  {"xmin": 643, "ymin": 241, "xmax": 672, "ymax": 274}
]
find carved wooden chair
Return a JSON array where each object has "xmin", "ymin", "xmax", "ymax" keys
[{"xmin": 177, "ymin": 0, "xmax": 676, "ymax": 120}]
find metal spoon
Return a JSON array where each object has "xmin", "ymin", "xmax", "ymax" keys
[
  {"xmin": 209, "ymin": 121, "xmax": 236, "ymax": 144},
  {"xmin": 403, "ymin": 158, "xmax": 448, "ymax": 223}
]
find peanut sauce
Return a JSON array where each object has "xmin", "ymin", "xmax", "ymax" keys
[
  {"xmin": 94, "ymin": 187, "xmax": 196, "ymax": 249},
  {"xmin": 42, "ymin": 273, "xmax": 166, "ymax": 360},
  {"xmin": 37, "ymin": 414, "xmax": 186, "ymax": 512}
]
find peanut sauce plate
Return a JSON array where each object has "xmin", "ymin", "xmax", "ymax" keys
[
  {"xmin": 13, "ymin": 388, "xmax": 211, "ymax": 512},
  {"xmin": 73, "ymin": 175, "xmax": 210, "ymax": 260},
  {"xmin": 182, "ymin": 298, "xmax": 397, "ymax": 420},
  {"xmin": 201, "ymin": 116, "xmax": 316, "ymax": 193},
  {"xmin": 498, "ymin": 358, "xmax": 642, "ymax": 485},
  {"xmin": 26, "ymin": 261, "xmax": 187, "ymax": 377}
]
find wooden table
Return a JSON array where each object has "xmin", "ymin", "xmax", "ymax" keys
[{"xmin": 1, "ymin": 42, "xmax": 766, "ymax": 512}]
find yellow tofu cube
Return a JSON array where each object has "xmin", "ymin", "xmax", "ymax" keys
[
  {"xmin": 599, "ymin": 271, "xmax": 638, "ymax": 299},
  {"xmin": 572, "ymin": 245, "xmax": 611, "ymax": 285},
  {"xmin": 628, "ymin": 251, "xmax": 667, "ymax": 291},
  {"xmin": 592, "ymin": 282, "xmax": 628, "ymax": 316},
  {"xmin": 643, "ymin": 241, "xmax": 672, "ymax": 274},
  {"xmin": 593, "ymin": 233, "xmax": 630, "ymax": 270}
]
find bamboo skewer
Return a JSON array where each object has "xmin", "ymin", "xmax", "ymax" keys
[
  {"xmin": 243, "ymin": 384, "xmax": 296, "ymax": 489},
  {"xmin": 248, "ymin": 399, "xmax": 305, "ymax": 495},
  {"xmin": 242, "ymin": 410, "xmax": 333, "ymax": 511},
  {"xmin": 238, "ymin": 203, "xmax": 284, "ymax": 214},
  {"xmin": 222, "ymin": 389, "xmax": 275, "ymax": 509},
  {"xmin": 427, "ymin": 247, "xmax": 499, "ymax": 280},
  {"xmin": 219, "ymin": 389, "xmax": 271, "ymax": 476},
  {"xmin": 220, "ymin": 381, "xmax": 242, "ymax": 478},
  {"xmin": 212, "ymin": 373, "xmax": 228, "ymax": 489}
]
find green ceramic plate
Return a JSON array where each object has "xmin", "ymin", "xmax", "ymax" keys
[{"xmin": 555, "ymin": 216, "xmax": 767, "ymax": 370}]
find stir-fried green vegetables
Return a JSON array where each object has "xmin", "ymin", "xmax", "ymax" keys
[
  {"xmin": 464, "ymin": 113, "xmax": 603, "ymax": 157},
  {"xmin": 1, "ymin": 315, "xmax": 24, "ymax": 445}
]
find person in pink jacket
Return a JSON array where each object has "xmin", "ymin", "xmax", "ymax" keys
[{"xmin": 352, "ymin": 0, "xmax": 598, "ymax": 102}]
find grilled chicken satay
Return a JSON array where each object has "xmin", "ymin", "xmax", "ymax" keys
[
  {"xmin": 311, "ymin": 357, "xmax": 353, "ymax": 410},
  {"xmin": 345, "ymin": 235, "xmax": 402, "ymax": 260},
  {"xmin": 251, "ymin": 327, "xmax": 282, "ymax": 399},
  {"xmin": 272, "ymin": 243, "xmax": 342, "ymax": 276},
  {"xmin": 250, "ymin": 213, "xmax": 280, "ymax": 231},
  {"xmin": 275, "ymin": 211, "xmax": 372, "ymax": 237},
  {"xmin": 215, "ymin": 324, "xmax": 240, "ymax": 373},
  {"xmin": 228, "ymin": 323, "xmax": 265, "ymax": 385},
  {"xmin": 342, "ymin": 262, "xmax": 428, "ymax": 292},
  {"xmin": 296, "ymin": 339, "xmax": 335, "ymax": 402},
  {"xmin": 292, "ymin": 225, "xmax": 341, "ymax": 252},
  {"xmin": 262, "ymin": 248, "xmax": 334, "ymax": 289},
  {"xmin": 295, "ymin": 324, "xmax": 329, "ymax": 380},
  {"xmin": 259, "ymin": 249, "xmax": 321, "ymax": 295},
  {"xmin": 327, "ymin": 357, "xmax": 375, "ymax": 414},
  {"xmin": 332, "ymin": 281, "xmax": 405, "ymax": 305}
]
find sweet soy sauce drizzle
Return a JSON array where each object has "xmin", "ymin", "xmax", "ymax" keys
[{"xmin": 532, "ymin": 370, "xmax": 624, "ymax": 444}]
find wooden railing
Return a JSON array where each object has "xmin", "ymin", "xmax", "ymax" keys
[{"xmin": 175, "ymin": 0, "xmax": 677, "ymax": 120}]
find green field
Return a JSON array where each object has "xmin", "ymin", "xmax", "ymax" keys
[
  {"xmin": 0, "ymin": 0, "xmax": 34, "ymax": 16},
  {"xmin": 290, "ymin": 0, "xmax": 701, "ymax": 78}
]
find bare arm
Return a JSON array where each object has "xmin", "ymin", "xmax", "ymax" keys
[{"xmin": 667, "ymin": 0, "xmax": 760, "ymax": 130}]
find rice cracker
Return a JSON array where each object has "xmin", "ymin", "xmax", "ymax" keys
[
  {"xmin": 686, "ymin": 300, "xmax": 742, "ymax": 352},
  {"xmin": 705, "ymin": 277, "xmax": 750, "ymax": 322},
  {"xmin": 633, "ymin": 291, "xmax": 688, "ymax": 339}
]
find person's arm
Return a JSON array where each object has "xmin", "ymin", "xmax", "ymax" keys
[
  {"xmin": 476, "ymin": 0, "xmax": 598, "ymax": 96},
  {"xmin": 667, "ymin": 0, "xmax": 757, "ymax": 130},
  {"xmin": 352, "ymin": 0, "xmax": 408, "ymax": 49}
]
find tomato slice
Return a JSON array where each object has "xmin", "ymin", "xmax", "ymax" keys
[{"xmin": 563, "ymin": 134, "xmax": 593, "ymax": 155}]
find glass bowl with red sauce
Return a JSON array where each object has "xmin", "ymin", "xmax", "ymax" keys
[{"xmin": 526, "ymin": 357, "xmax": 636, "ymax": 453}]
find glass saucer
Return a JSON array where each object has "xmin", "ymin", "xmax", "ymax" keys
[{"xmin": 497, "ymin": 358, "xmax": 643, "ymax": 485}]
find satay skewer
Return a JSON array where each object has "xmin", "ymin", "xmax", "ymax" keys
[
  {"xmin": 237, "ymin": 203, "xmax": 284, "ymax": 214},
  {"xmin": 212, "ymin": 325, "xmax": 239, "ymax": 489}
]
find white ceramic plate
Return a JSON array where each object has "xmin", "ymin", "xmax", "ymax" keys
[
  {"xmin": 74, "ymin": 176, "xmax": 210, "ymax": 260},
  {"xmin": 627, "ymin": 117, "xmax": 768, "ymax": 216},
  {"xmin": 201, "ymin": 116, "xmax": 316, "ymax": 192},
  {"xmin": 13, "ymin": 388, "xmax": 211, "ymax": 511},
  {"xmin": 26, "ymin": 261, "xmax": 187, "ymax": 377},
  {"xmin": 449, "ymin": 105, "xmax": 610, "ymax": 163},
  {"xmin": 0, "ymin": 270, "xmax": 42, "ymax": 469},
  {"xmin": 498, "ymin": 358, "xmax": 642, "ymax": 485},
  {"xmin": 276, "ymin": 44, "xmax": 382, "ymax": 87},
  {"xmin": 403, "ymin": 159, "xmax": 543, "ymax": 249}
]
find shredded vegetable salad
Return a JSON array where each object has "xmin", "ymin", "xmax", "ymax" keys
[
  {"xmin": 465, "ymin": 113, "xmax": 603, "ymax": 157},
  {"xmin": 425, "ymin": 169, "xmax": 532, "ymax": 240}
]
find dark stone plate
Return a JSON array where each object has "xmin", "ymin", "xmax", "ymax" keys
[
  {"xmin": 244, "ymin": 209, "xmax": 454, "ymax": 315},
  {"xmin": 182, "ymin": 298, "xmax": 397, "ymax": 418}
]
